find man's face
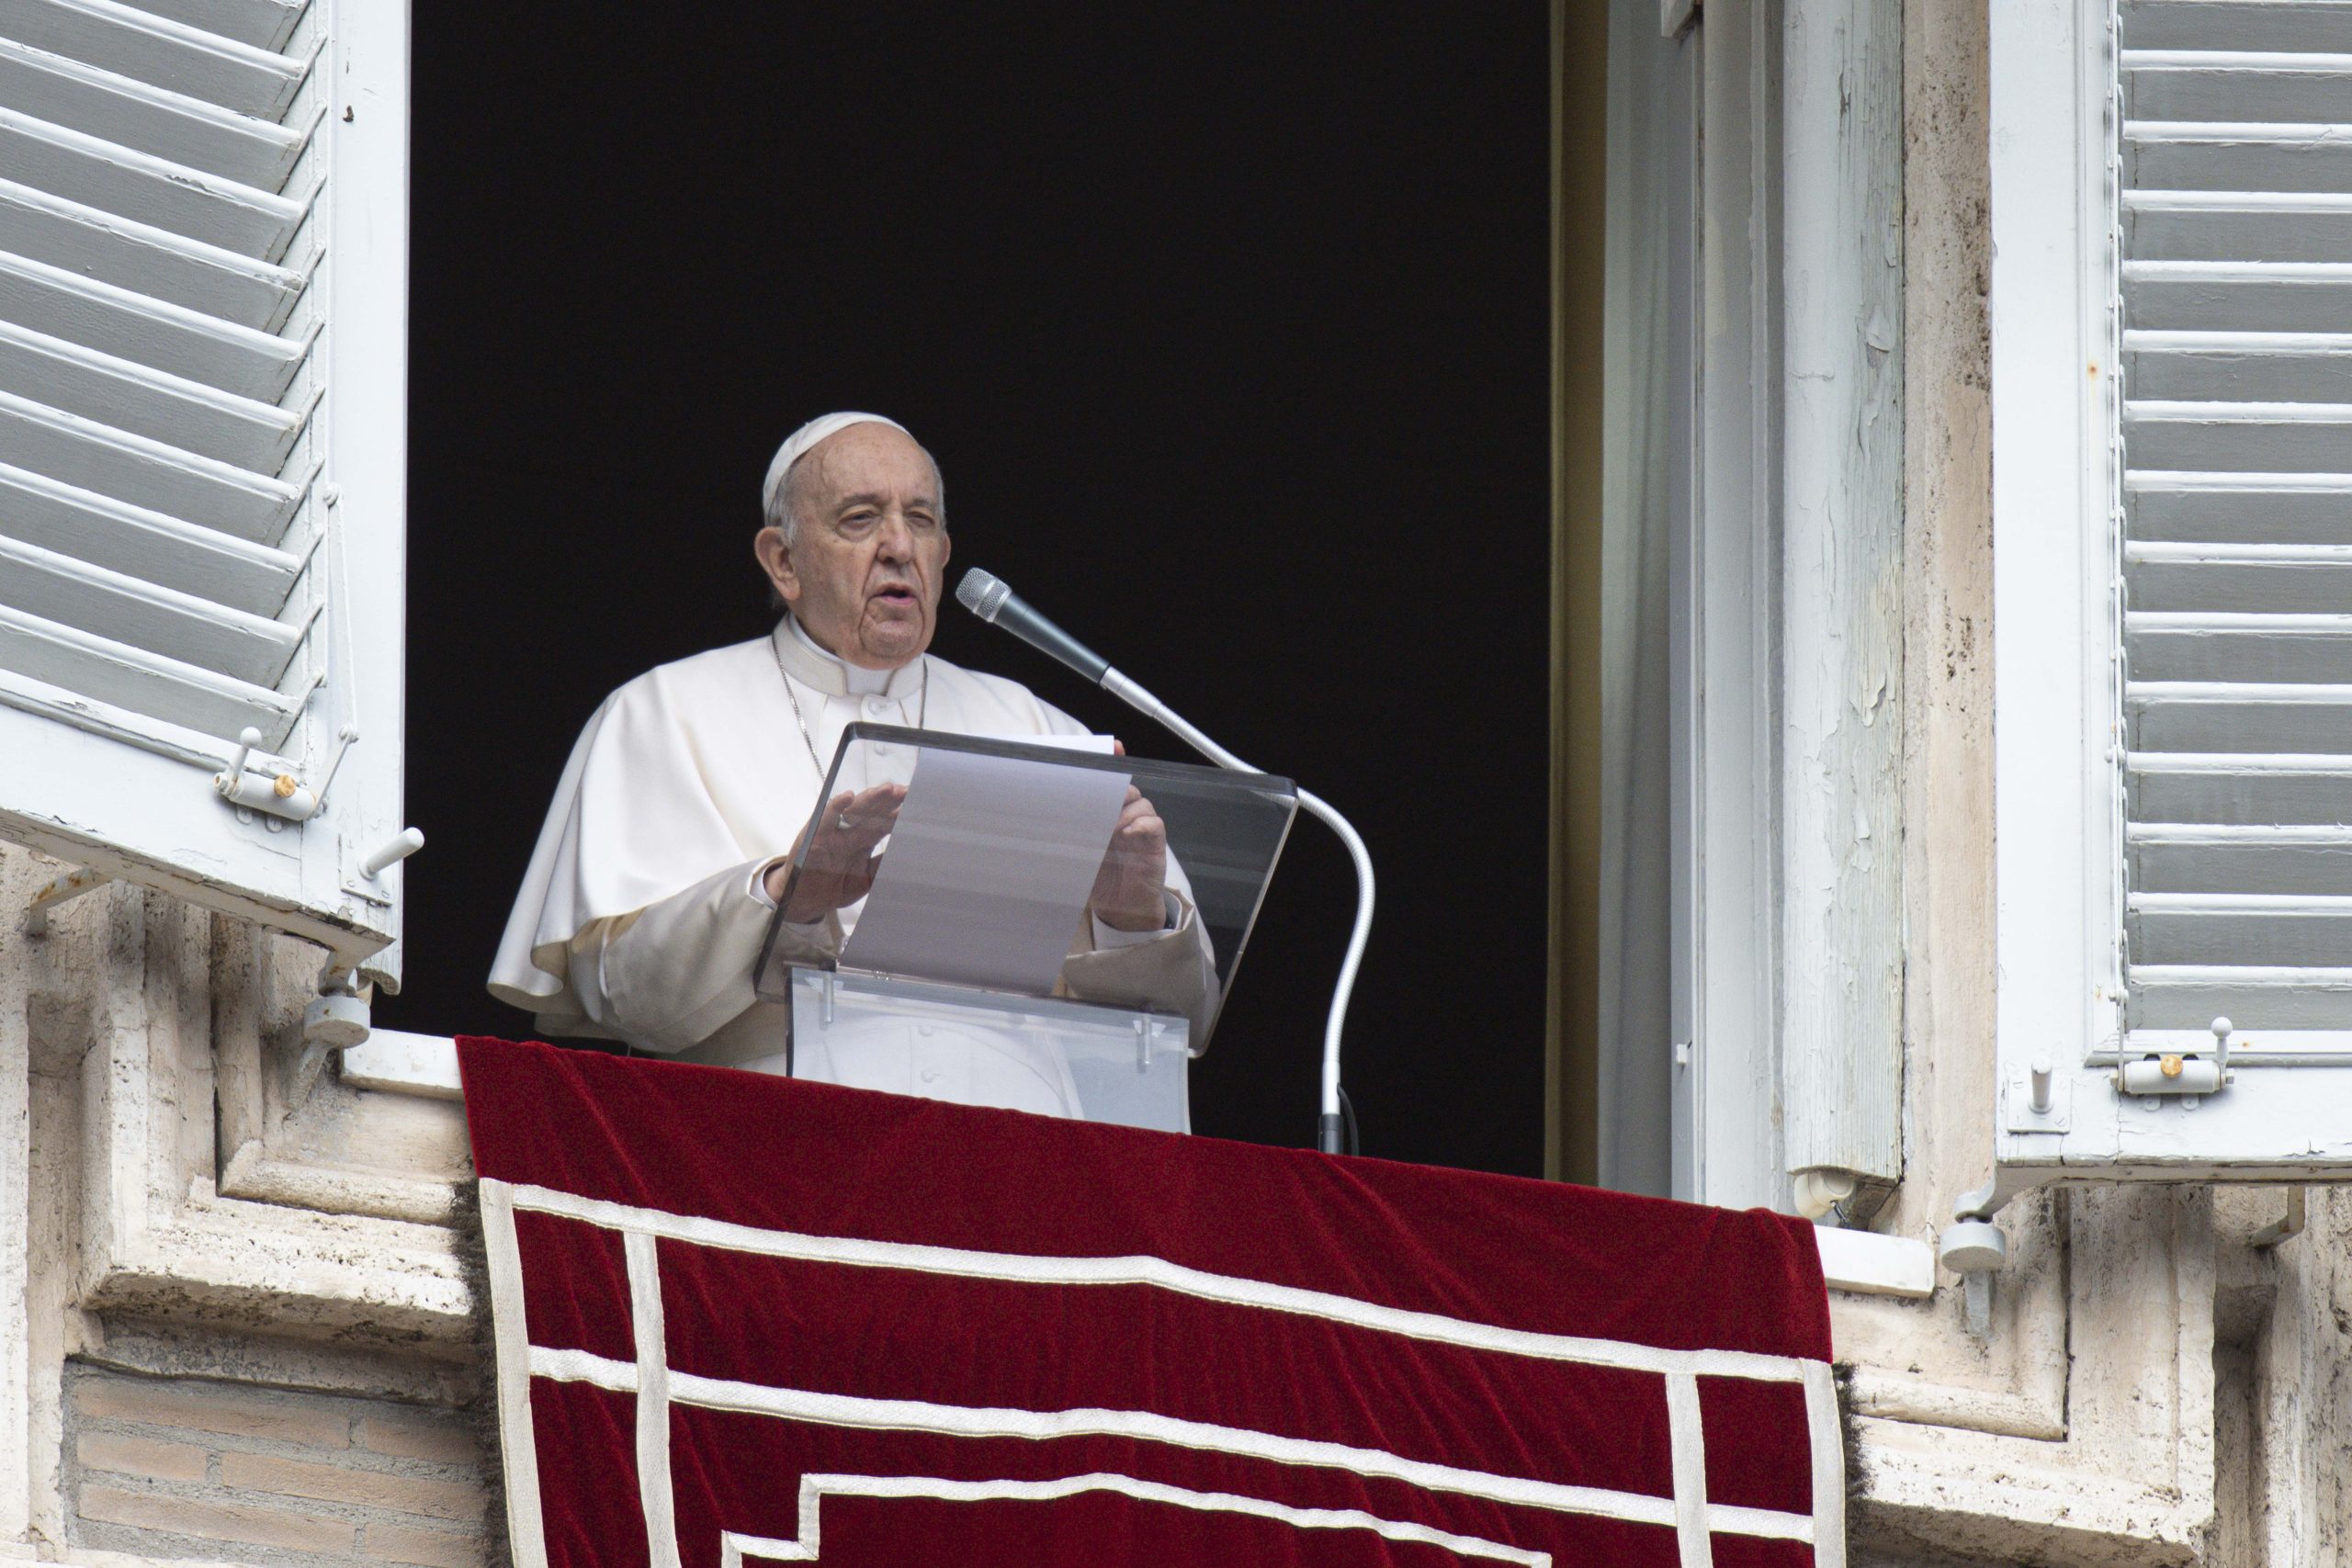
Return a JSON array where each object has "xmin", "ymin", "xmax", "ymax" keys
[{"xmin": 757, "ymin": 423, "xmax": 950, "ymax": 670}]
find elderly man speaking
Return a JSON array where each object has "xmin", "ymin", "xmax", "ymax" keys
[{"xmin": 488, "ymin": 412, "xmax": 1213, "ymax": 1112}]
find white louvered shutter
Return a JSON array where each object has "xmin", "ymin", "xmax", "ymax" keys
[
  {"xmin": 1994, "ymin": 0, "xmax": 2352, "ymax": 1183},
  {"xmin": 0, "ymin": 0, "xmax": 408, "ymax": 978}
]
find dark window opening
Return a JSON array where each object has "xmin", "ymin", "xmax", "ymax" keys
[{"xmin": 386, "ymin": 3, "xmax": 1550, "ymax": 1176}]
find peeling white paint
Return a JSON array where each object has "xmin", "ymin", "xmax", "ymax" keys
[{"xmin": 1781, "ymin": 0, "xmax": 1905, "ymax": 1189}]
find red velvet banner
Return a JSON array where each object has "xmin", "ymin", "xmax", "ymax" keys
[{"xmin": 459, "ymin": 1037, "xmax": 1838, "ymax": 1567}]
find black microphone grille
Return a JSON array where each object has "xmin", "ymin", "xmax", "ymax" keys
[{"xmin": 956, "ymin": 568, "xmax": 1010, "ymax": 622}]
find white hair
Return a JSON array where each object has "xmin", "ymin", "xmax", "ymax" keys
[{"xmin": 760, "ymin": 412, "xmax": 945, "ymax": 547}]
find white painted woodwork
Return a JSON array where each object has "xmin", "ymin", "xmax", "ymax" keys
[
  {"xmin": 0, "ymin": 459, "xmax": 303, "ymax": 613},
  {"xmin": 2126, "ymin": 259, "xmax": 2352, "ymax": 330},
  {"xmin": 0, "ymin": 595, "xmax": 305, "ymax": 729},
  {"xmin": 2128, "ymin": 3, "xmax": 2352, "ymax": 50},
  {"xmin": 1668, "ymin": 0, "xmax": 1783, "ymax": 1212},
  {"xmin": 0, "ymin": 530, "xmax": 306, "ymax": 682},
  {"xmin": 0, "ymin": 33, "xmax": 311, "ymax": 186},
  {"xmin": 0, "ymin": 315, "xmax": 312, "ymax": 468},
  {"xmin": 130, "ymin": 0, "xmax": 306, "ymax": 52},
  {"xmin": 1777, "ymin": 0, "xmax": 1905, "ymax": 1190},
  {"xmin": 0, "ymin": 248, "xmax": 312, "ymax": 398},
  {"xmin": 1994, "ymin": 0, "xmax": 2352, "ymax": 1183},
  {"xmin": 1598, "ymin": 0, "xmax": 1688, "ymax": 1199},
  {"xmin": 0, "ymin": 177, "xmax": 311, "ymax": 328},
  {"xmin": 0, "ymin": 0, "xmax": 409, "ymax": 977},
  {"xmin": 0, "ymin": 386, "xmax": 304, "ymax": 537},
  {"xmin": 0, "ymin": 105, "xmax": 311, "ymax": 257},
  {"xmin": 0, "ymin": 0, "xmax": 316, "ymax": 120}
]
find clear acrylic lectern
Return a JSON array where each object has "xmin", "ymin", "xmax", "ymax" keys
[{"xmin": 753, "ymin": 724, "xmax": 1296, "ymax": 1132}]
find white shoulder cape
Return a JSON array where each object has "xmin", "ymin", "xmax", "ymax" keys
[{"xmin": 487, "ymin": 622, "xmax": 1084, "ymax": 1027}]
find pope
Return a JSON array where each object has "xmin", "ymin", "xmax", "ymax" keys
[{"xmin": 488, "ymin": 412, "xmax": 1216, "ymax": 1112}]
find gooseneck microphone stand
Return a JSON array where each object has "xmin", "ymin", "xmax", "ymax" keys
[{"xmin": 956, "ymin": 569, "xmax": 1373, "ymax": 1156}]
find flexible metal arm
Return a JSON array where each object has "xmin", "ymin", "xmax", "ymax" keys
[{"xmin": 1102, "ymin": 670, "xmax": 1374, "ymax": 1155}]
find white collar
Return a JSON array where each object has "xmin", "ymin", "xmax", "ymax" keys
[{"xmin": 774, "ymin": 615, "xmax": 923, "ymax": 699}]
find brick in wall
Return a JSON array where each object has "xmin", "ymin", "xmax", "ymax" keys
[{"xmin": 64, "ymin": 1361, "xmax": 496, "ymax": 1567}]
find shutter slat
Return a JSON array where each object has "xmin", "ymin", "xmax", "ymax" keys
[
  {"xmin": 0, "ymin": 248, "xmax": 309, "ymax": 399},
  {"xmin": 2125, "ymin": 329, "xmax": 2352, "ymax": 400},
  {"xmin": 0, "ymin": 530, "xmax": 302, "ymax": 682},
  {"xmin": 2127, "ymin": 541, "xmax": 2352, "ymax": 611},
  {"xmin": 0, "ymin": 106, "xmax": 308, "ymax": 259},
  {"xmin": 0, "ymin": 0, "xmax": 315, "ymax": 119},
  {"xmin": 2132, "ymin": 893, "xmax": 2352, "ymax": 965},
  {"xmin": 2127, "ymin": 53, "xmax": 2352, "ymax": 124},
  {"xmin": 2129, "ymin": 121, "xmax": 2352, "ymax": 195},
  {"xmin": 0, "ymin": 386, "xmax": 301, "ymax": 541},
  {"xmin": 2129, "ymin": 612, "xmax": 2352, "ymax": 682},
  {"xmin": 123, "ymin": 0, "xmax": 307, "ymax": 54},
  {"xmin": 0, "ymin": 34, "xmax": 304, "ymax": 188},
  {"xmin": 2123, "ymin": 2, "xmax": 2352, "ymax": 54},
  {"xmin": 2130, "ymin": 471, "xmax": 2352, "ymax": 543},
  {"xmin": 0, "ymin": 315, "xmax": 309, "ymax": 468},
  {"xmin": 2127, "ymin": 966, "xmax": 2352, "ymax": 1030},
  {"xmin": 2125, "ymin": 262, "xmax": 2352, "ymax": 332},
  {"xmin": 0, "ymin": 599, "xmax": 303, "ymax": 744},
  {"xmin": 2131, "ymin": 754, "xmax": 2352, "ymax": 825},
  {"xmin": 0, "ymin": 176, "xmax": 306, "ymax": 329},
  {"xmin": 2125, "ymin": 191, "xmax": 2352, "ymax": 261},
  {"xmin": 2132, "ymin": 824, "xmax": 2352, "ymax": 892},
  {"xmin": 2126, "ymin": 400, "xmax": 2352, "ymax": 470},
  {"xmin": 0, "ymin": 459, "xmax": 299, "ymax": 615},
  {"xmin": 2131, "ymin": 682, "xmax": 2352, "ymax": 752}
]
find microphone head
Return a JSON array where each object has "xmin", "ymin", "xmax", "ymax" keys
[{"xmin": 956, "ymin": 568, "xmax": 1010, "ymax": 623}]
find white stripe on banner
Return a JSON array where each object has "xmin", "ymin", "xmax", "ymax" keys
[
  {"xmin": 500, "ymin": 1180, "xmax": 1813, "ymax": 1384},
  {"xmin": 478, "ymin": 1181, "xmax": 548, "ymax": 1568},
  {"xmin": 526, "ymin": 1344, "xmax": 1815, "ymax": 1544},
  {"xmin": 626, "ymin": 1231, "xmax": 683, "ymax": 1568},
  {"xmin": 1664, "ymin": 1372, "xmax": 1713, "ymax": 1568},
  {"xmin": 718, "ymin": 1472, "xmax": 1555, "ymax": 1566},
  {"xmin": 1803, "ymin": 1359, "xmax": 1848, "ymax": 1568}
]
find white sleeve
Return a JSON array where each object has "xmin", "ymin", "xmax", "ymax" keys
[
  {"xmin": 1063, "ymin": 887, "xmax": 1223, "ymax": 1051},
  {"xmin": 1091, "ymin": 894, "xmax": 1178, "ymax": 950},
  {"xmin": 567, "ymin": 860, "xmax": 839, "ymax": 1054}
]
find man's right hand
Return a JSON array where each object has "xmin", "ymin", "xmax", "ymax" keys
[{"xmin": 766, "ymin": 783, "xmax": 906, "ymax": 922}]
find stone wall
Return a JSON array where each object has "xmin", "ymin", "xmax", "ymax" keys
[
  {"xmin": 0, "ymin": 841, "xmax": 490, "ymax": 1564},
  {"xmin": 63, "ymin": 1364, "xmax": 490, "ymax": 1566}
]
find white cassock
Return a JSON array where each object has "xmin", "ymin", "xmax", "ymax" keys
[{"xmin": 487, "ymin": 615, "xmax": 1218, "ymax": 1115}]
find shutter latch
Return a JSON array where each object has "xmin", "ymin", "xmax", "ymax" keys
[
  {"xmin": 214, "ymin": 724, "xmax": 357, "ymax": 825},
  {"xmin": 2114, "ymin": 1017, "xmax": 2234, "ymax": 1100}
]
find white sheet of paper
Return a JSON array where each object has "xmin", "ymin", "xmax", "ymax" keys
[{"xmin": 839, "ymin": 735, "xmax": 1131, "ymax": 994}]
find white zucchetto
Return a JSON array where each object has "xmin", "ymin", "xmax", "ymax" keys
[{"xmin": 760, "ymin": 411, "xmax": 910, "ymax": 521}]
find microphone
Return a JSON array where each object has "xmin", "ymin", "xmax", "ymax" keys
[
  {"xmin": 956, "ymin": 566, "xmax": 1376, "ymax": 1156},
  {"xmin": 955, "ymin": 570, "xmax": 1112, "ymax": 686}
]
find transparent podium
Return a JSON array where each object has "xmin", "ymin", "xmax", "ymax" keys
[{"xmin": 753, "ymin": 724, "xmax": 1297, "ymax": 1132}]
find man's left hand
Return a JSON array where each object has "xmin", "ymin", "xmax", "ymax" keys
[{"xmin": 1091, "ymin": 784, "xmax": 1170, "ymax": 932}]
